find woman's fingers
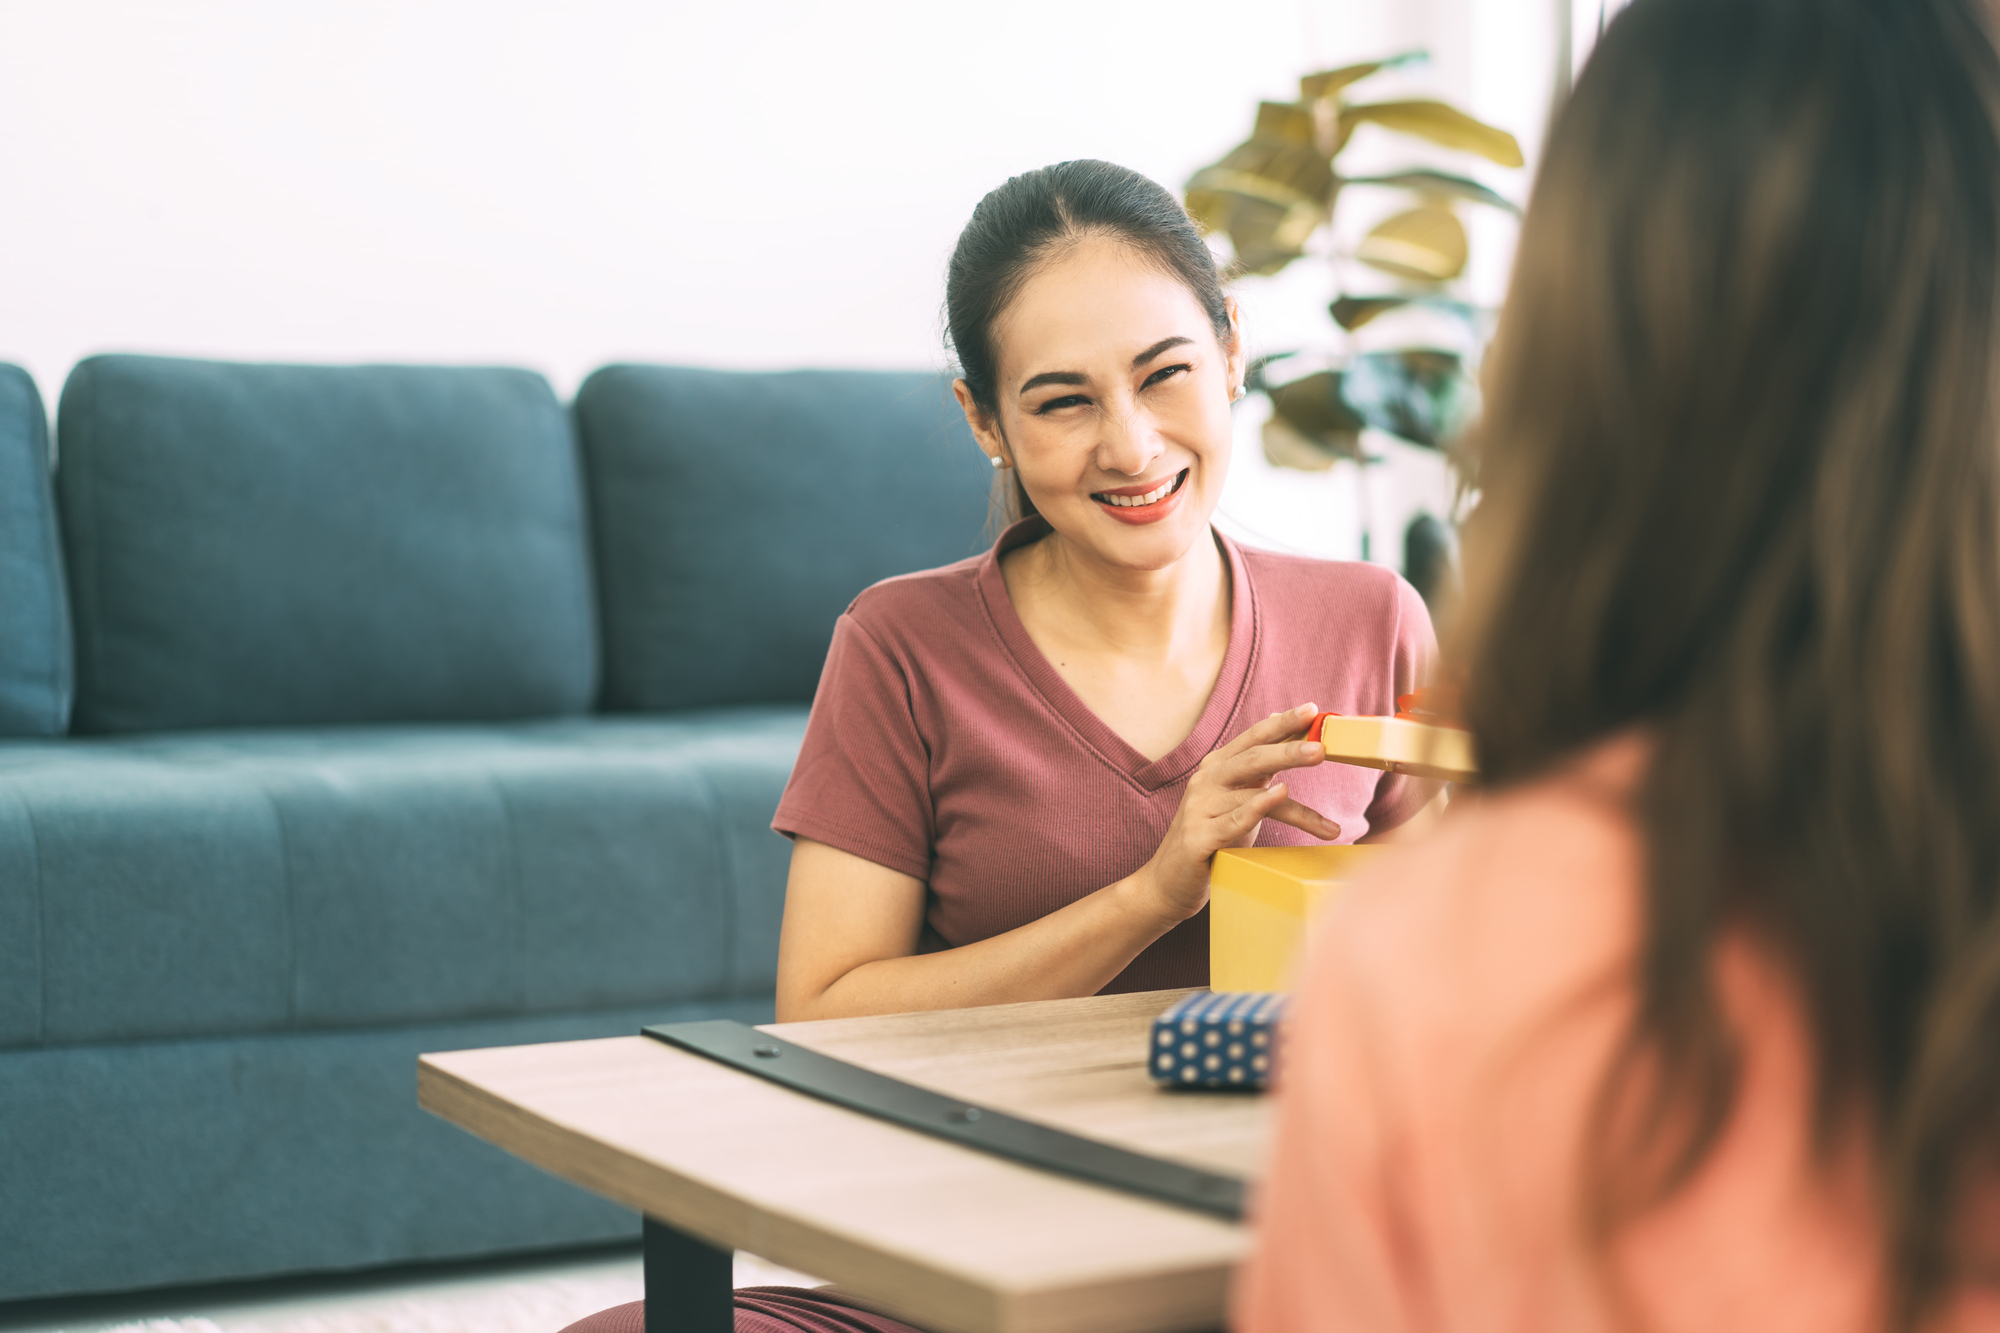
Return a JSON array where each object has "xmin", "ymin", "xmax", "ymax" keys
[
  {"xmin": 1151, "ymin": 704, "xmax": 1337, "ymax": 900},
  {"xmin": 1215, "ymin": 703, "xmax": 1319, "ymax": 761},
  {"xmin": 1216, "ymin": 782, "xmax": 1292, "ymax": 841},
  {"xmin": 1214, "ymin": 735, "xmax": 1325, "ymax": 790},
  {"xmin": 1265, "ymin": 796, "xmax": 1341, "ymax": 842}
]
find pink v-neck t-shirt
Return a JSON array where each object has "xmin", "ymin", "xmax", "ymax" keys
[{"xmin": 771, "ymin": 517, "xmax": 1439, "ymax": 994}]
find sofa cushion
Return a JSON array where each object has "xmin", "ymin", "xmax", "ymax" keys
[
  {"xmin": 56, "ymin": 355, "xmax": 597, "ymax": 733},
  {"xmin": 0, "ymin": 366, "xmax": 71, "ymax": 736},
  {"xmin": 0, "ymin": 708, "xmax": 804, "ymax": 1048},
  {"xmin": 576, "ymin": 366, "xmax": 992, "ymax": 712},
  {"xmin": 0, "ymin": 998, "xmax": 772, "ymax": 1301}
]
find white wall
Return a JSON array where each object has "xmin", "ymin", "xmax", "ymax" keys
[
  {"xmin": 0, "ymin": 0, "xmax": 1557, "ymax": 561},
  {"xmin": 1567, "ymin": 0, "xmax": 1636, "ymax": 89}
]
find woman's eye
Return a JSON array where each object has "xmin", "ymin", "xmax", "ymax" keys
[
  {"xmin": 1034, "ymin": 394, "xmax": 1088, "ymax": 414},
  {"xmin": 1142, "ymin": 363, "xmax": 1192, "ymax": 389}
]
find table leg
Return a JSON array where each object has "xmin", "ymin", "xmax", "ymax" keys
[{"xmin": 643, "ymin": 1216, "xmax": 733, "ymax": 1333}]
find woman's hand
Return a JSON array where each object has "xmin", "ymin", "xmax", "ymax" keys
[
  {"xmin": 1136, "ymin": 702, "xmax": 1340, "ymax": 923},
  {"xmin": 779, "ymin": 704, "xmax": 1338, "ymax": 1021},
  {"xmin": 779, "ymin": 703, "xmax": 1336, "ymax": 1019}
]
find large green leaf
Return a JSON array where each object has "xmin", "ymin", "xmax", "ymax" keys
[
  {"xmin": 1186, "ymin": 148, "xmax": 1333, "ymax": 208},
  {"xmin": 1330, "ymin": 294, "xmax": 1482, "ymax": 331},
  {"xmin": 1336, "ymin": 101, "xmax": 1525, "ymax": 166},
  {"xmin": 1185, "ymin": 102, "xmax": 1337, "ymax": 275},
  {"xmin": 1356, "ymin": 205, "xmax": 1468, "ymax": 282},
  {"xmin": 1266, "ymin": 371, "xmax": 1366, "ymax": 465},
  {"xmin": 1297, "ymin": 51, "xmax": 1426, "ymax": 102},
  {"xmin": 1340, "ymin": 349, "xmax": 1476, "ymax": 449},
  {"xmin": 1184, "ymin": 189, "xmax": 1323, "ymax": 275},
  {"xmin": 1342, "ymin": 169, "xmax": 1520, "ymax": 213},
  {"xmin": 1188, "ymin": 104, "xmax": 1335, "ymax": 202},
  {"xmin": 1252, "ymin": 100, "xmax": 1317, "ymax": 144},
  {"xmin": 1243, "ymin": 351, "xmax": 1300, "ymax": 392},
  {"xmin": 1328, "ymin": 296, "xmax": 1411, "ymax": 330},
  {"xmin": 1263, "ymin": 417, "xmax": 1346, "ymax": 471}
]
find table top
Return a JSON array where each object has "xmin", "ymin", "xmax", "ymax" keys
[{"xmin": 418, "ymin": 989, "xmax": 1270, "ymax": 1333}]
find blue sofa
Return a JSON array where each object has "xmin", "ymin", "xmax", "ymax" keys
[{"xmin": 0, "ymin": 355, "xmax": 991, "ymax": 1302}]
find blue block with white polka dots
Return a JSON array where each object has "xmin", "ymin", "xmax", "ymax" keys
[{"xmin": 1148, "ymin": 990, "xmax": 1286, "ymax": 1090}]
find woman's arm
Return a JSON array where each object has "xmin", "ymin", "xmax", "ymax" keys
[
  {"xmin": 773, "ymin": 837, "xmax": 1187, "ymax": 1020},
  {"xmin": 775, "ymin": 703, "xmax": 1340, "ymax": 1021},
  {"xmin": 1359, "ymin": 790, "xmax": 1446, "ymax": 843}
]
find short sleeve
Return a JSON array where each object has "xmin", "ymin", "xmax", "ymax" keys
[
  {"xmin": 772, "ymin": 612, "xmax": 936, "ymax": 882},
  {"xmin": 1362, "ymin": 576, "xmax": 1444, "ymax": 836}
]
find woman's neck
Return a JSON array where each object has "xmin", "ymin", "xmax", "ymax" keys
[
  {"xmin": 1004, "ymin": 526, "xmax": 1229, "ymax": 664},
  {"xmin": 1000, "ymin": 526, "xmax": 1233, "ymax": 762}
]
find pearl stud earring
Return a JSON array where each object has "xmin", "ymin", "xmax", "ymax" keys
[
  {"xmin": 1230, "ymin": 384, "xmax": 1247, "ymax": 403},
  {"xmin": 990, "ymin": 454, "xmax": 1006, "ymax": 469}
]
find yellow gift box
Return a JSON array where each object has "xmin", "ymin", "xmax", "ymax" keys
[
  {"xmin": 1208, "ymin": 845, "xmax": 1384, "ymax": 992},
  {"xmin": 1313, "ymin": 713, "xmax": 1477, "ymax": 783}
]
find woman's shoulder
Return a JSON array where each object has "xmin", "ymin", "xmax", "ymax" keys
[
  {"xmin": 1235, "ymin": 544, "xmax": 1426, "ymax": 637},
  {"xmin": 840, "ymin": 549, "xmax": 992, "ymax": 643},
  {"xmin": 1237, "ymin": 544, "xmax": 1410, "ymax": 596}
]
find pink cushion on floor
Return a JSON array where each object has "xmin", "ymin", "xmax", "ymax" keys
[
  {"xmin": 556, "ymin": 1289, "xmax": 928, "ymax": 1333},
  {"xmin": 558, "ymin": 1298, "xmax": 643, "ymax": 1333}
]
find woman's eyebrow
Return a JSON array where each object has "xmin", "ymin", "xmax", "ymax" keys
[
  {"xmin": 1017, "ymin": 336, "xmax": 1198, "ymax": 396},
  {"xmin": 1132, "ymin": 335, "xmax": 1195, "ymax": 368},
  {"xmin": 1018, "ymin": 369, "xmax": 1087, "ymax": 394}
]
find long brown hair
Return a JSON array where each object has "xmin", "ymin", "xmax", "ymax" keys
[{"xmin": 1457, "ymin": 0, "xmax": 2000, "ymax": 1324}]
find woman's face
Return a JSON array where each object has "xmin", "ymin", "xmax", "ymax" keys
[{"xmin": 959, "ymin": 234, "xmax": 1242, "ymax": 573}]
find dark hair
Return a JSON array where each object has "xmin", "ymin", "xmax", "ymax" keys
[
  {"xmin": 1457, "ymin": 0, "xmax": 2000, "ymax": 1324},
  {"xmin": 945, "ymin": 159, "xmax": 1232, "ymax": 525}
]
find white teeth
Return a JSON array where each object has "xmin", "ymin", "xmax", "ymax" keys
[{"xmin": 1099, "ymin": 474, "xmax": 1181, "ymax": 507}]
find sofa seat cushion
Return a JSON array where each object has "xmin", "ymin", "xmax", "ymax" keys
[
  {"xmin": 0, "ymin": 707, "xmax": 805, "ymax": 1048},
  {"xmin": 0, "ymin": 365, "xmax": 70, "ymax": 736},
  {"xmin": 576, "ymin": 366, "xmax": 993, "ymax": 713},
  {"xmin": 0, "ymin": 997, "xmax": 771, "ymax": 1302},
  {"xmin": 56, "ymin": 356, "xmax": 598, "ymax": 733}
]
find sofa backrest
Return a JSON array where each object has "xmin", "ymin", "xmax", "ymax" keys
[
  {"xmin": 576, "ymin": 366, "xmax": 993, "ymax": 712},
  {"xmin": 0, "ymin": 365, "xmax": 72, "ymax": 736},
  {"xmin": 57, "ymin": 356, "xmax": 598, "ymax": 733}
]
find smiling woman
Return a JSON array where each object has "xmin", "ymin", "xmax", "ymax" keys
[
  {"xmin": 560, "ymin": 158, "xmax": 1444, "ymax": 1333},
  {"xmin": 768, "ymin": 160, "xmax": 1443, "ymax": 1026}
]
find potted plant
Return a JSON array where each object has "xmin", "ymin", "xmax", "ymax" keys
[{"xmin": 1186, "ymin": 54, "xmax": 1522, "ymax": 605}]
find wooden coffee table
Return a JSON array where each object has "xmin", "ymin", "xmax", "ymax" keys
[{"xmin": 418, "ymin": 989, "xmax": 1268, "ymax": 1333}]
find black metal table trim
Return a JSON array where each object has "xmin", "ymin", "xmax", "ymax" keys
[{"xmin": 643, "ymin": 1019, "xmax": 1245, "ymax": 1219}]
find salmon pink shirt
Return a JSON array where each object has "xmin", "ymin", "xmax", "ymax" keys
[
  {"xmin": 1236, "ymin": 735, "xmax": 2000, "ymax": 1333},
  {"xmin": 772, "ymin": 517, "xmax": 1438, "ymax": 993}
]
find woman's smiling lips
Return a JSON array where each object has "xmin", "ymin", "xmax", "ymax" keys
[{"xmin": 1091, "ymin": 469, "xmax": 1189, "ymax": 525}]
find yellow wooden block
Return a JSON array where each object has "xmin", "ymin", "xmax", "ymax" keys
[
  {"xmin": 1209, "ymin": 845, "xmax": 1384, "ymax": 992},
  {"xmin": 1317, "ymin": 714, "xmax": 1478, "ymax": 782}
]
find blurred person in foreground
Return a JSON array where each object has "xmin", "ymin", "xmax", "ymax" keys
[{"xmin": 1236, "ymin": 0, "xmax": 2000, "ymax": 1329}]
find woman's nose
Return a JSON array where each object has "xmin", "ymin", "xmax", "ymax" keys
[{"xmin": 1095, "ymin": 401, "xmax": 1164, "ymax": 476}]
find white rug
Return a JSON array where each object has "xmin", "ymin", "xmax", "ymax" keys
[
  {"xmin": 99, "ymin": 1275, "xmax": 640, "ymax": 1333},
  {"xmin": 83, "ymin": 1257, "xmax": 818, "ymax": 1333}
]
